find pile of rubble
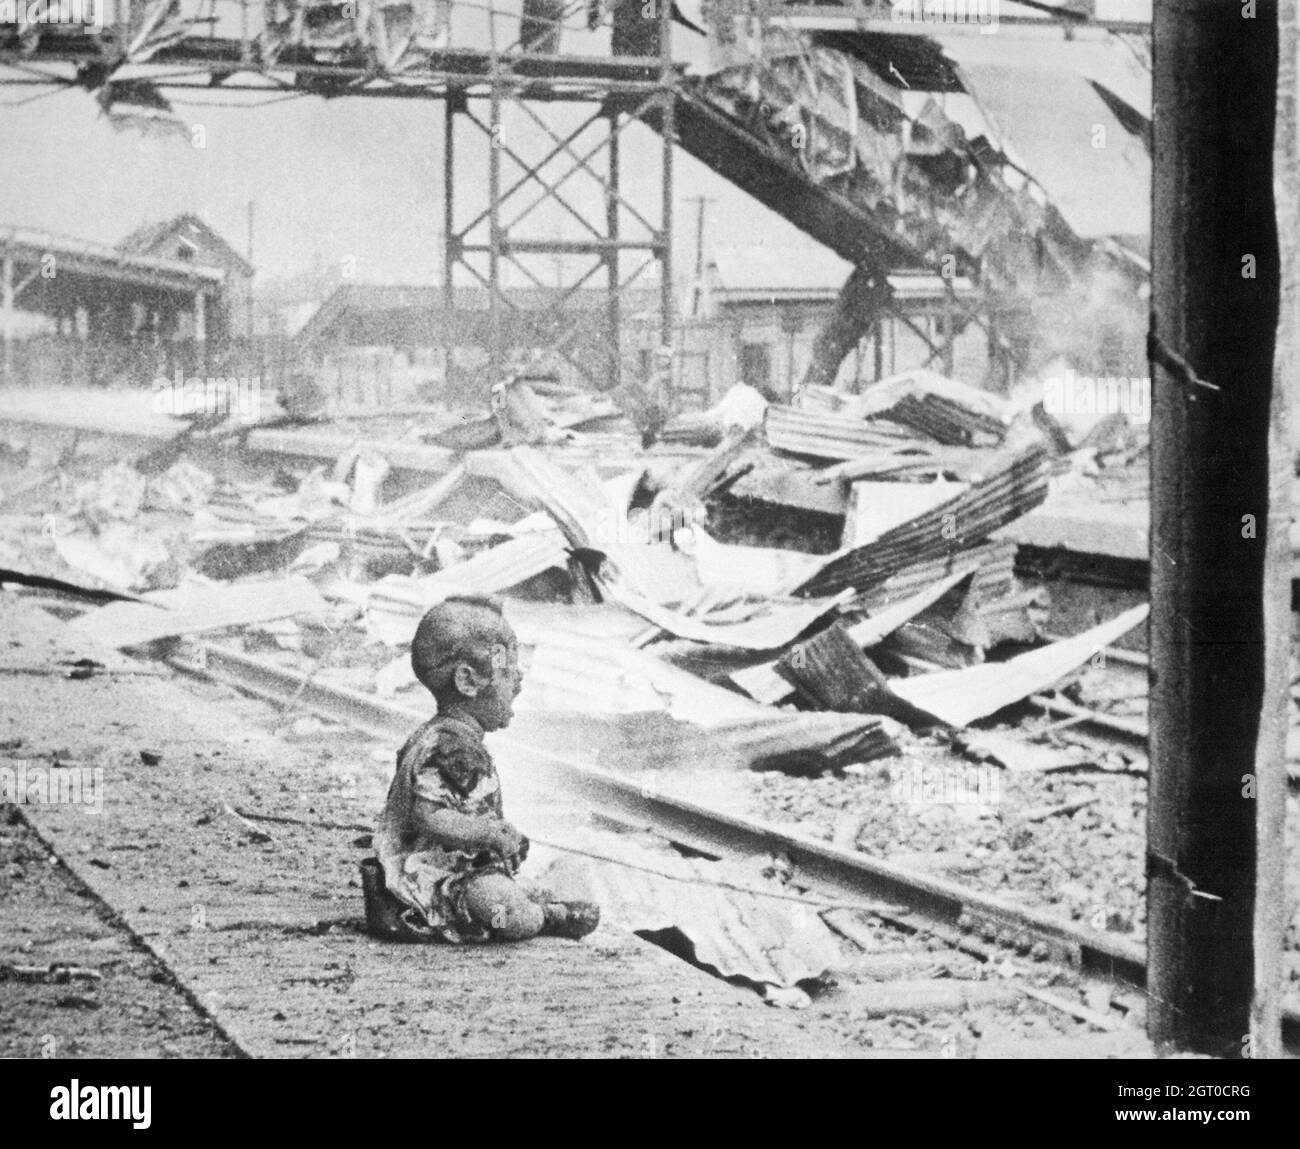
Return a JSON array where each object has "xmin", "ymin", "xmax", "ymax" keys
[{"xmin": 1, "ymin": 366, "xmax": 1149, "ymax": 781}]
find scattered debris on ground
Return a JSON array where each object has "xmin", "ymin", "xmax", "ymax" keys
[{"xmin": 5, "ymin": 367, "xmax": 1296, "ymax": 1044}]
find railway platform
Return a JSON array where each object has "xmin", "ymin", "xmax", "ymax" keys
[{"xmin": 0, "ymin": 595, "xmax": 855, "ymax": 1058}]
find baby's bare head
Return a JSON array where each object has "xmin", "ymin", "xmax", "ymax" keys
[{"xmin": 410, "ymin": 595, "xmax": 521, "ymax": 728}]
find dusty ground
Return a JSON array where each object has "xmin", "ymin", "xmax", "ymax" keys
[
  {"xmin": 0, "ymin": 810, "xmax": 237, "ymax": 1059},
  {"xmin": 0, "ymin": 594, "xmax": 876, "ymax": 1058}
]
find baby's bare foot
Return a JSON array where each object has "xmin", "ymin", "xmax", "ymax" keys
[{"xmin": 540, "ymin": 901, "xmax": 601, "ymax": 940}]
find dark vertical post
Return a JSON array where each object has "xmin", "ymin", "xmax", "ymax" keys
[
  {"xmin": 942, "ymin": 290, "xmax": 955, "ymax": 375},
  {"xmin": 687, "ymin": 194, "xmax": 713, "ymax": 318},
  {"xmin": 488, "ymin": 78, "xmax": 504, "ymax": 388},
  {"xmin": 1148, "ymin": 0, "xmax": 1284, "ymax": 1057},
  {"xmin": 607, "ymin": 106, "xmax": 622, "ymax": 392},
  {"xmin": 658, "ymin": 0, "xmax": 675, "ymax": 410},
  {"xmin": 444, "ymin": 96, "xmax": 457, "ymax": 397}
]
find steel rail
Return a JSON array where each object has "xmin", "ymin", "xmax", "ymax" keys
[{"xmin": 172, "ymin": 642, "xmax": 1150, "ymax": 983}]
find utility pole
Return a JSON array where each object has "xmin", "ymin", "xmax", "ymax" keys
[
  {"xmin": 1148, "ymin": 0, "xmax": 1286, "ymax": 1058},
  {"xmin": 686, "ymin": 194, "xmax": 714, "ymax": 319}
]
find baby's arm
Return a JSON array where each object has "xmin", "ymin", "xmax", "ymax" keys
[
  {"xmin": 408, "ymin": 723, "xmax": 526, "ymax": 863},
  {"xmin": 416, "ymin": 804, "xmax": 525, "ymax": 860}
]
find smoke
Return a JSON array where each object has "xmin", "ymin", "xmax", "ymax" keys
[{"xmin": 1016, "ymin": 262, "xmax": 1148, "ymax": 382}]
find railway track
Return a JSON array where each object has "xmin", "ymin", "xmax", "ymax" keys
[
  {"xmin": 163, "ymin": 638, "xmax": 1300, "ymax": 1053},
  {"xmin": 172, "ymin": 644, "xmax": 1139, "ymax": 972}
]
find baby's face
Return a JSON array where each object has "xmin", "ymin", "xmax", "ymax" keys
[{"xmin": 474, "ymin": 630, "xmax": 523, "ymax": 731}]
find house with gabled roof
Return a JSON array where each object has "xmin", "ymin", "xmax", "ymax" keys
[{"xmin": 118, "ymin": 214, "xmax": 255, "ymax": 343}]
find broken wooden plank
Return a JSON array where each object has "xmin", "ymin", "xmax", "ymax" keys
[
  {"xmin": 777, "ymin": 620, "xmax": 895, "ymax": 713},
  {"xmin": 731, "ymin": 568, "xmax": 975, "ymax": 705},
  {"xmin": 67, "ymin": 576, "xmax": 327, "ymax": 649}
]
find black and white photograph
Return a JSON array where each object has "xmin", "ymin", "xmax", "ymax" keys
[{"xmin": 0, "ymin": 0, "xmax": 1293, "ymax": 1101}]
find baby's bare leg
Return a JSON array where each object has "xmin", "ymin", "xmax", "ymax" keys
[{"xmin": 463, "ymin": 873, "xmax": 545, "ymax": 941}]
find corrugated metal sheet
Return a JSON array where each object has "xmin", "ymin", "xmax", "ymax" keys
[
  {"xmin": 764, "ymin": 404, "xmax": 919, "ymax": 462},
  {"xmin": 469, "ymin": 447, "xmax": 614, "ymax": 551},
  {"xmin": 537, "ymin": 829, "xmax": 844, "ymax": 988},
  {"xmin": 516, "ymin": 623, "xmax": 790, "ymax": 722},
  {"xmin": 795, "ymin": 445, "xmax": 1051, "ymax": 598},
  {"xmin": 858, "ymin": 539, "xmax": 1017, "ymax": 609},
  {"xmin": 890, "ymin": 605, "xmax": 1149, "ymax": 727},
  {"xmin": 885, "ymin": 393, "xmax": 1007, "ymax": 447}
]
